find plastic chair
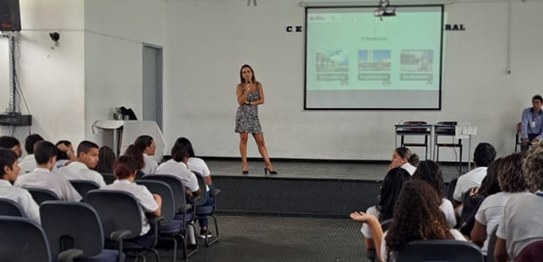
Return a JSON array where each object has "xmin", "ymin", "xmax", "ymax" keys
[
  {"xmin": 85, "ymin": 190, "xmax": 162, "ymax": 262},
  {"xmin": 486, "ymin": 225, "xmax": 498, "ymax": 262},
  {"xmin": 396, "ymin": 121, "xmax": 432, "ymax": 159},
  {"xmin": 142, "ymin": 174, "xmax": 197, "ymax": 257},
  {"xmin": 434, "ymin": 121, "xmax": 463, "ymax": 172},
  {"xmin": 515, "ymin": 240, "xmax": 543, "ymax": 262},
  {"xmin": 25, "ymin": 187, "xmax": 60, "ymax": 205},
  {"xmin": 0, "ymin": 215, "xmax": 83, "ymax": 262},
  {"xmin": 40, "ymin": 201, "xmax": 125, "ymax": 262},
  {"xmin": 397, "ymin": 239, "xmax": 484, "ymax": 262},
  {"xmin": 0, "ymin": 198, "xmax": 24, "ymax": 217},
  {"xmin": 69, "ymin": 180, "xmax": 100, "ymax": 198},
  {"xmin": 193, "ymin": 172, "xmax": 221, "ymax": 247},
  {"xmin": 136, "ymin": 179, "xmax": 190, "ymax": 262},
  {"xmin": 446, "ymin": 178, "xmax": 458, "ymax": 202}
]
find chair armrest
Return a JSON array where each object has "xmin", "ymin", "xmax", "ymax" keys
[
  {"xmin": 110, "ymin": 229, "xmax": 131, "ymax": 241},
  {"xmin": 179, "ymin": 203, "xmax": 192, "ymax": 213},
  {"xmin": 211, "ymin": 188, "xmax": 221, "ymax": 197},
  {"xmin": 58, "ymin": 248, "xmax": 84, "ymax": 262}
]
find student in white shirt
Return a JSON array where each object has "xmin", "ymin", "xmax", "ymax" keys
[
  {"xmin": 124, "ymin": 135, "xmax": 158, "ymax": 176},
  {"xmin": 54, "ymin": 140, "xmax": 77, "ymax": 169},
  {"xmin": 351, "ymin": 181, "xmax": 466, "ymax": 262},
  {"xmin": 388, "ymin": 147, "xmax": 418, "ymax": 175},
  {"xmin": 57, "ymin": 140, "xmax": 106, "ymax": 188},
  {"xmin": 412, "ymin": 160, "xmax": 457, "ymax": 227},
  {"xmin": 104, "ymin": 155, "xmax": 162, "ymax": 248},
  {"xmin": 156, "ymin": 142, "xmax": 200, "ymax": 197},
  {"xmin": 18, "ymin": 134, "xmax": 44, "ymax": 175},
  {"xmin": 14, "ymin": 141, "xmax": 82, "ymax": 202},
  {"xmin": 0, "ymin": 148, "xmax": 40, "ymax": 224},
  {"xmin": 0, "ymin": 136, "xmax": 23, "ymax": 158}
]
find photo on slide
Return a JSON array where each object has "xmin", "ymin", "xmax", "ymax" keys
[
  {"xmin": 315, "ymin": 49, "xmax": 349, "ymax": 83},
  {"xmin": 400, "ymin": 49, "xmax": 433, "ymax": 72},
  {"xmin": 358, "ymin": 49, "xmax": 391, "ymax": 72}
]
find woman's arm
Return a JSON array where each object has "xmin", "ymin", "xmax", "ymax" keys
[
  {"xmin": 236, "ymin": 84, "xmax": 250, "ymax": 105},
  {"xmin": 350, "ymin": 212, "xmax": 384, "ymax": 261},
  {"xmin": 251, "ymin": 83, "xmax": 265, "ymax": 105},
  {"xmin": 470, "ymin": 220, "xmax": 487, "ymax": 246},
  {"xmin": 151, "ymin": 194, "xmax": 162, "ymax": 217},
  {"xmin": 494, "ymin": 238, "xmax": 508, "ymax": 262}
]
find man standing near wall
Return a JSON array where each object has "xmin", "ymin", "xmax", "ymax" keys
[{"xmin": 521, "ymin": 95, "xmax": 543, "ymax": 152}]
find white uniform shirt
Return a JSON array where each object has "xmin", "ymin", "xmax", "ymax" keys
[
  {"xmin": 14, "ymin": 167, "xmax": 82, "ymax": 202},
  {"xmin": 0, "ymin": 179, "xmax": 41, "ymax": 224},
  {"xmin": 141, "ymin": 154, "xmax": 158, "ymax": 175},
  {"xmin": 400, "ymin": 162, "xmax": 416, "ymax": 175},
  {"xmin": 18, "ymin": 154, "xmax": 37, "ymax": 175},
  {"xmin": 103, "ymin": 179, "xmax": 158, "ymax": 235},
  {"xmin": 440, "ymin": 198, "xmax": 457, "ymax": 228},
  {"xmin": 57, "ymin": 161, "xmax": 106, "ymax": 188},
  {"xmin": 380, "ymin": 229, "xmax": 466, "ymax": 262},
  {"xmin": 187, "ymin": 157, "xmax": 211, "ymax": 177},
  {"xmin": 497, "ymin": 192, "xmax": 543, "ymax": 259},
  {"xmin": 453, "ymin": 167, "xmax": 487, "ymax": 202},
  {"xmin": 156, "ymin": 159, "xmax": 199, "ymax": 192}
]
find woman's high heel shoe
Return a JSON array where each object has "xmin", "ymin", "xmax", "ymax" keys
[
  {"xmin": 264, "ymin": 168, "xmax": 277, "ymax": 175},
  {"xmin": 242, "ymin": 170, "xmax": 249, "ymax": 175}
]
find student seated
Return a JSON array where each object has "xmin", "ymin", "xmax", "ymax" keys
[
  {"xmin": 0, "ymin": 148, "xmax": 40, "ymax": 224},
  {"xmin": 18, "ymin": 134, "xmax": 44, "ymax": 175},
  {"xmin": 351, "ymin": 180, "xmax": 466, "ymax": 262},
  {"xmin": 495, "ymin": 145, "xmax": 543, "ymax": 261},
  {"xmin": 57, "ymin": 141, "xmax": 106, "ymax": 188},
  {"xmin": 54, "ymin": 140, "xmax": 76, "ymax": 169},
  {"xmin": 388, "ymin": 147, "xmax": 418, "ymax": 175},
  {"xmin": 156, "ymin": 141, "xmax": 200, "ymax": 197},
  {"xmin": 0, "ymin": 136, "xmax": 23, "ymax": 158},
  {"xmin": 96, "ymin": 146, "xmax": 116, "ymax": 173},
  {"xmin": 412, "ymin": 160, "xmax": 457, "ymax": 227},
  {"xmin": 358, "ymin": 168, "xmax": 410, "ymax": 252},
  {"xmin": 123, "ymin": 135, "xmax": 158, "ymax": 176},
  {"xmin": 103, "ymin": 155, "xmax": 162, "ymax": 248},
  {"xmin": 14, "ymin": 141, "xmax": 82, "ymax": 202}
]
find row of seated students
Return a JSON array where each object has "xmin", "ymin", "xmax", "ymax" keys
[
  {"xmin": 0, "ymin": 133, "xmax": 216, "ymax": 253},
  {"xmin": 352, "ymin": 144, "xmax": 543, "ymax": 261}
]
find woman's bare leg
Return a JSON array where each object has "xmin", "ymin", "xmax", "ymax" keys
[
  {"xmin": 253, "ymin": 133, "xmax": 274, "ymax": 170},
  {"xmin": 239, "ymin": 132, "xmax": 249, "ymax": 171}
]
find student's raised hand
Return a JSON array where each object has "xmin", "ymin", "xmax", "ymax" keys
[{"xmin": 350, "ymin": 211, "xmax": 377, "ymax": 223}]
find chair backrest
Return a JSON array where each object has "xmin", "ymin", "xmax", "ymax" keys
[
  {"xmin": 0, "ymin": 198, "xmax": 25, "ymax": 217},
  {"xmin": 136, "ymin": 179, "xmax": 175, "ymax": 222},
  {"xmin": 486, "ymin": 225, "xmax": 499, "ymax": 262},
  {"xmin": 70, "ymin": 180, "xmax": 100, "ymax": 198},
  {"xmin": 85, "ymin": 190, "xmax": 142, "ymax": 239},
  {"xmin": 40, "ymin": 201, "xmax": 104, "ymax": 258},
  {"xmin": 25, "ymin": 187, "xmax": 60, "ymax": 205},
  {"xmin": 192, "ymin": 171, "xmax": 208, "ymax": 207},
  {"xmin": 142, "ymin": 174, "xmax": 188, "ymax": 213},
  {"xmin": 435, "ymin": 121, "xmax": 457, "ymax": 135},
  {"xmin": 515, "ymin": 240, "xmax": 543, "ymax": 262},
  {"xmin": 0, "ymin": 215, "xmax": 52, "ymax": 261},
  {"xmin": 397, "ymin": 239, "xmax": 484, "ymax": 262},
  {"xmin": 100, "ymin": 173, "xmax": 116, "ymax": 185},
  {"xmin": 446, "ymin": 178, "xmax": 458, "ymax": 202}
]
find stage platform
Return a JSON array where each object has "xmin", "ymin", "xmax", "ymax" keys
[{"xmin": 205, "ymin": 158, "xmax": 465, "ymax": 217}]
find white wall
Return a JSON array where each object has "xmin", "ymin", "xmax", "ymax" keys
[
  {"xmin": 0, "ymin": 0, "xmax": 85, "ymax": 147},
  {"xmin": 84, "ymin": 0, "xmax": 168, "ymax": 146},
  {"xmin": 164, "ymin": 0, "xmax": 543, "ymax": 160}
]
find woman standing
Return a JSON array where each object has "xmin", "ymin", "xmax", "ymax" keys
[{"xmin": 235, "ymin": 64, "xmax": 276, "ymax": 175}]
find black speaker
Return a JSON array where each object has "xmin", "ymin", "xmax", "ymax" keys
[{"xmin": 0, "ymin": 0, "xmax": 21, "ymax": 31}]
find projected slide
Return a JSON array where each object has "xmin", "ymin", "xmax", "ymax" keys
[{"xmin": 305, "ymin": 6, "xmax": 444, "ymax": 109}]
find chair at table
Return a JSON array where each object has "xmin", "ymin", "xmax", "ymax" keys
[
  {"xmin": 397, "ymin": 239, "xmax": 484, "ymax": 262},
  {"xmin": 434, "ymin": 121, "xmax": 463, "ymax": 172},
  {"xmin": 395, "ymin": 121, "xmax": 432, "ymax": 159},
  {"xmin": 25, "ymin": 187, "xmax": 60, "ymax": 204},
  {"xmin": 0, "ymin": 215, "xmax": 83, "ymax": 262},
  {"xmin": 86, "ymin": 190, "xmax": 162, "ymax": 262},
  {"xmin": 70, "ymin": 180, "xmax": 100, "ymax": 198},
  {"xmin": 40, "ymin": 201, "xmax": 125, "ymax": 262},
  {"xmin": 0, "ymin": 198, "xmax": 24, "ymax": 217}
]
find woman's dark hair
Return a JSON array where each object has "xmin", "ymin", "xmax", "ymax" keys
[
  {"xmin": 25, "ymin": 134, "xmax": 44, "ymax": 154},
  {"xmin": 498, "ymin": 153, "xmax": 528, "ymax": 193},
  {"xmin": 0, "ymin": 148, "xmax": 17, "ymax": 178},
  {"xmin": 175, "ymin": 137, "xmax": 195, "ymax": 157},
  {"xmin": 55, "ymin": 140, "xmax": 71, "ymax": 160},
  {"xmin": 171, "ymin": 141, "xmax": 189, "ymax": 162},
  {"xmin": 96, "ymin": 146, "xmax": 116, "ymax": 173},
  {"xmin": 124, "ymin": 144, "xmax": 143, "ymax": 170},
  {"xmin": 113, "ymin": 155, "xmax": 138, "ymax": 180},
  {"xmin": 412, "ymin": 160, "xmax": 445, "ymax": 197},
  {"xmin": 377, "ymin": 167, "xmax": 411, "ymax": 221},
  {"xmin": 394, "ymin": 147, "xmax": 419, "ymax": 167},
  {"xmin": 239, "ymin": 64, "xmax": 256, "ymax": 84},
  {"xmin": 385, "ymin": 180, "xmax": 453, "ymax": 255},
  {"xmin": 477, "ymin": 158, "xmax": 502, "ymax": 197}
]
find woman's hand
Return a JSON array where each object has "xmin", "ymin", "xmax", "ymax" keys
[
  {"xmin": 350, "ymin": 211, "xmax": 377, "ymax": 223},
  {"xmin": 388, "ymin": 158, "xmax": 405, "ymax": 170}
]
